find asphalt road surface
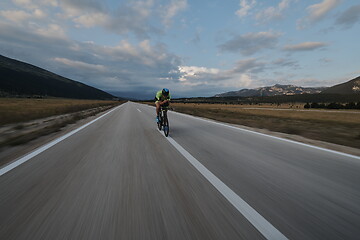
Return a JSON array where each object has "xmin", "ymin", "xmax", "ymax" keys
[{"xmin": 1, "ymin": 102, "xmax": 359, "ymax": 240}]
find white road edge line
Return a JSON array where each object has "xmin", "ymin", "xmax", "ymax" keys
[
  {"xmin": 164, "ymin": 135, "xmax": 288, "ymax": 240},
  {"xmin": 0, "ymin": 104, "xmax": 124, "ymax": 177},
  {"xmin": 137, "ymin": 108, "xmax": 141, "ymax": 112},
  {"xmin": 145, "ymin": 104, "xmax": 360, "ymax": 160}
]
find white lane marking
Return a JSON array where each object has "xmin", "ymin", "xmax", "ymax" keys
[
  {"xmin": 164, "ymin": 135, "xmax": 288, "ymax": 240},
  {"xmin": 163, "ymin": 108, "xmax": 360, "ymax": 160},
  {"xmin": 137, "ymin": 108, "xmax": 141, "ymax": 112},
  {"xmin": 0, "ymin": 104, "xmax": 124, "ymax": 176},
  {"xmin": 242, "ymin": 107, "xmax": 360, "ymax": 114}
]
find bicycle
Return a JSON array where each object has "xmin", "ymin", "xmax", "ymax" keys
[{"xmin": 157, "ymin": 106, "xmax": 170, "ymax": 137}]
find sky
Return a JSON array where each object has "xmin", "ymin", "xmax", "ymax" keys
[{"xmin": 0, "ymin": 0, "xmax": 359, "ymax": 99}]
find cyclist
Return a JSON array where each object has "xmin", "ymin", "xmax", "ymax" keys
[{"xmin": 155, "ymin": 88, "xmax": 171, "ymax": 123}]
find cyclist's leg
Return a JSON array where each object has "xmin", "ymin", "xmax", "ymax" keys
[{"xmin": 155, "ymin": 101, "xmax": 161, "ymax": 116}]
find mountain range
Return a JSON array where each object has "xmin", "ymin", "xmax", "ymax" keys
[
  {"xmin": 321, "ymin": 76, "xmax": 360, "ymax": 94},
  {"xmin": 214, "ymin": 76, "xmax": 360, "ymax": 97},
  {"xmin": 214, "ymin": 85, "xmax": 327, "ymax": 97},
  {"xmin": 0, "ymin": 55, "xmax": 116, "ymax": 100}
]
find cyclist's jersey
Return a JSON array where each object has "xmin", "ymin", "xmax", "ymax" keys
[{"xmin": 155, "ymin": 90, "xmax": 171, "ymax": 102}]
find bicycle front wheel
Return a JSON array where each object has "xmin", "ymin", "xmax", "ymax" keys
[{"xmin": 163, "ymin": 113, "xmax": 169, "ymax": 137}]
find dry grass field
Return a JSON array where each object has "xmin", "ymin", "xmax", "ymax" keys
[
  {"xmin": 0, "ymin": 98, "xmax": 120, "ymax": 126},
  {"xmin": 170, "ymin": 103, "xmax": 360, "ymax": 149}
]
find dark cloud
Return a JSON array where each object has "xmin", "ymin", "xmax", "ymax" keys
[
  {"xmin": 335, "ymin": 5, "xmax": 360, "ymax": 28},
  {"xmin": 218, "ymin": 31, "xmax": 280, "ymax": 56}
]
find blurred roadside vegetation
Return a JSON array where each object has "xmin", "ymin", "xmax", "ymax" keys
[
  {"xmin": 0, "ymin": 98, "xmax": 123, "ymax": 151},
  {"xmin": 0, "ymin": 98, "xmax": 122, "ymax": 126}
]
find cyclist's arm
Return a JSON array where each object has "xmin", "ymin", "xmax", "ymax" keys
[
  {"xmin": 155, "ymin": 91, "xmax": 162, "ymax": 101},
  {"xmin": 164, "ymin": 93, "xmax": 171, "ymax": 102}
]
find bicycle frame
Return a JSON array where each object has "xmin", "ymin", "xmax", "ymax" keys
[{"xmin": 157, "ymin": 106, "xmax": 170, "ymax": 137}]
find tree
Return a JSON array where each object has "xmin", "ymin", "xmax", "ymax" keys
[
  {"xmin": 327, "ymin": 102, "xmax": 343, "ymax": 109},
  {"xmin": 345, "ymin": 102, "xmax": 356, "ymax": 109},
  {"xmin": 311, "ymin": 102, "xmax": 319, "ymax": 108}
]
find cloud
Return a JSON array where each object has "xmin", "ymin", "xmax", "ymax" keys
[
  {"xmin": 12, "ymin": 0, "xmax": 37, "ymax": 9},
  {"xmin": 236, "ymin": 0, "xmax": 256, "ymax": 18},
  {"xmin": 0, "ymin": 10, "xmax": 32, "ymax": 22},
  {"xmin": 178, "ymin": 64, "xmax": 254, "ymax": 90},
  {"xmin": 52, "ymin": 0, "xmax": 161, "ymax": 38},
  {"xmin": 53, "ymin": 58, "xmax": 107, "ymax": 72},
  {"xmin": 218, "ymin": 31, "xmax": 281, "ymax": 56},
  {"xmin": 298, "ymin": 0, "xmax": 342, "ymax": 29},
  {"xmin": 162, "ymin": 0, "xmax": 187, "ymax": 27},
  {"xmin": 283, "ymin": 42, "xmax": 327, "ymax": 51},
  {"xmin": 272, "ymin": 58, "xmax": 299, "ymax": 68},
  {"xmin": 0, "ymin": 8, "xmax": 46, "ymax": 23},
  {"xmin": 3, "ymin": 0, "xmax": 185, "ymax": 39},
  {"xmin": 255, "ymin": 0, "xmax": 290, "ymax": 23},
  {"xmin": 12, "ymin": 0, "xmax": 32, "ymax": 4},
  {"xmin": 12, "ymin": 0, "xmax": 58, "ymax": 9},
  {"xmin": 335, "ymin": 4, "xmax": 360, "ymax": 28},
  {"xmin": 105, "ymin": 1, "xmax": 160, "ymax": 38},
  {"xmin": 36, "ymin": 24, "xmax": 67, "ymax": 39},
  {"xmin": 33, "ymin": 9, "xmax": 47, "ymax": 18},
  {"xmin": 179, "ymin": 66, "xmax": 220, "ymax": 83},
  {"xmin": 177, "ymin": 58, "xmax": 268, "ymax": 90},
  {"xmin": 73, "ymin": 12, "xmax": 108, "ymax": 28},
  {"xmin": 41, "ymin": 0, "xmax": 58, "ymax": 7},
  {"xmin": 59, "ymin": 0, "xmax": 104, "ymax": 17},
  {"xmin": 291, "ymin": 77, "xmax": 330, "ymax": 87},
  {"xmin": 231, "ymin": 58, "xmax": 266, "ymax": 73},
  {"xmin": 221, "ymin": 73, "xmax": 253, "ymax": 88}
]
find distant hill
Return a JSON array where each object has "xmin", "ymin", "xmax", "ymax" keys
[
  {"xmin": 214, "ymin": 84, "xmax": 326, "ymax": 97},
  {"xmin": 321, "ymin": 76, "xmax": 360, "ymax": 94},
  {"xmin": 0, "ymin": 55, "xmax": 116, "ymax": 100}
]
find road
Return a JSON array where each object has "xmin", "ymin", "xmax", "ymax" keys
[{"xmin": 0, "ymin": 102, "xmax": 359, "ymax": 239}]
